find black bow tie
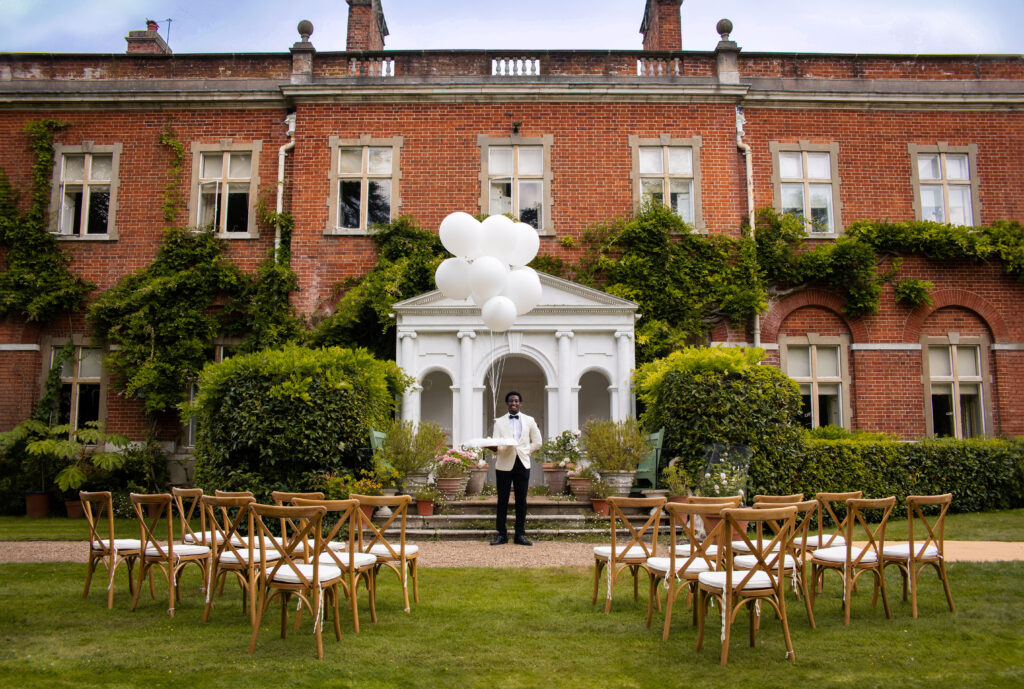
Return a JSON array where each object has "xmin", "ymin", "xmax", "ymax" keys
[{"xmin": 509, "ymin": 414, "xmax": 519, "ymax": 419}]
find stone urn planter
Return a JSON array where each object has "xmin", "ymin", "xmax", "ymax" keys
[
  {"xmin": 568, "ymin": 477, "xmax": 594, "ymax": 500},
  {"xmin": 403, "ymin": 470, "xmax": 430, "ymax": 494},
  {"xmin": 465, "ymin": 468, "xmax": 487, "ymax": 496},
  {"xmin": 435, "ymin": 476, "xmax": 465, "ymax": 501},
  {"xmin": 542, "ymin": 464, "xmax": 568, "ymax": 494},
  {"xmin": 601, "ymin": 470, "xmax": 636, "ymax": 497}
]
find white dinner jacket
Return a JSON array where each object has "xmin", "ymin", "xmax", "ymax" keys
[{"xmin": 492, "ymin": 412, "xmax": 543, "ymax": 471}]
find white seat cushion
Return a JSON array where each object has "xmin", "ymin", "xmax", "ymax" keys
[
  {"xmin": 730, "ymin": 540, "xmax": 781, "ymax": 554},
  {"xmin": 733, "ymin": 553, "xmax": 799, "ymax": 570},
  {"xmin": 882, "ymin": 542, "xmax": 940, "ymax": 560},
  {"xmin": 317, "ymin": 552, "xmax": 376, "ymax": 568},
  {"xmin": 646, "ymin": 556, "xmax": 713, "ymax": 575},
  {"xmin": 94, "ymin": 538, "xmax": 143, "ymax": 551},
  {"xmin": 674, "ymin": 543, "xmax": 719, "ymax": 557},
  {"xmin": 326, "ymin": 541, "xmax": 347, "ymax": 552},
  {"xmin": 145, "ymin": 544, "xmax": 210, "ymax": 558},
  {"xmin": 812, "ymin": 545, "xmax": 877, "ymax": 564},
  {"xmin": 272, "ymin": 563, "xmax": 342, "ymax": 584},
  {"xmin": 594, "ymin": 545, "xmax": 652, "ymax": 560},
  {"xmin": 218, "ymin": 549, "xmax": 281, "ymax": 565},
  {"xmin": 801, "ymin": 534, "xmax": 845, "ymax": 549},
  {"xmin": 698, "ymin": 570, "xmax": 775, "ymax": 590},
  {"xmin": 368, "ymin": 543, "xmax": 419, "ymax": 558}
]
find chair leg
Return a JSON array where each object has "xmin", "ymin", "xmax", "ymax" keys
[
  {"xmin": 779, "ymin": 596, "xmax": 795, "ymax": 661},
  {"xmin": 313, "ymin": 587, "xmax": 324, "ymax": 660},
  {"xmin": 411, "ymin": 558, "xmax": 419, "ymax": 603},
  {"xmin": 280, "ymin": 592, "xmax": 290, "ymax": 639},
  {"xmin": 749, "ymin": 601, "xmax": 757, "ymax": 648},
  {"xmin": 798, "ymin": 571, "xmax": 816, "ymax": 629},
  {"xmin": 83, "ymin": 554, "xmax": 98, "ymax": 599},
  {"xmin": 695, "ymin": 588, "xmax": 706, "ymax": 652},
  {"xmin": 720, "ymin": 596, "xmax": 732, "ymax": 666},
  {"xmin": 401, "ymin": 559, "xmax": 411, "ymax": 613},
  {"xmin": 661, "ymin": 582, "xmax": 677, "ymax": 641},
  {"xmin": 248, "ymin": 588, "xmax": 269, "ymax": 654},
  {"xmin": 130, "ymin": 562, "xmax": 146, "ymax": 612},
  {"xmin": 632, "ymin": 565, "xmax": 639, "ymax": 601},
  {"xmin": 877, "ymin": 567, "xmax": 892, "ymax": 619},
  {"xmin": 350, "ymin": 571, "xmax": 360, "ymax": 634},
  {"xmin": 938, "ymin": 560, "xmax": 955, "ymax": 613},
  {"xmin": 167, "ymin": 563, "xmax": 177, "ymax": 617},
  {"xmin": 332, "ymin": 587, "xmax": 342, "ymax": 642},
  {"xmin": 591, "ymin": 559, "xmax": 604, "ymax": 605},
  {"xmin": 368, "ymin": 570, "xmax": 378, "ymax": 624}
]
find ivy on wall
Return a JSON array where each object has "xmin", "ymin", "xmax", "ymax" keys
[{"xmin": 0, "ymin": 120, "xmax": 92, "ymax": 322}]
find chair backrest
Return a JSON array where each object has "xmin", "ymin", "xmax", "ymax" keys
[
  {"xmin": 722, "ymin": 505, "xmax": 797, "ymax": 593},
  {"xmin": 906, "ymin": 493, "xmax": 952, "ymax": 559},
  {"xmin": 753, "ymin": 493, "xmax": 804, "ymax": 504},
  {"xmin": 172, "ymin": 487, "xmax": 206, "ymax": 545},
  {"xmin": 632, "ymin": 427, "xmax": 665, "ymax": 487},
  {"xmin": 214, "ymin": 490, "xmax": 255, "ymax": 498},
  {"xmin": 130, "ymin": 493, "xmax": 174, "ymax": 559},
  {"xmin": 369, "ymin": 430, "xmax": 387, "ymax": 454},
  {"xmin": 607, "ymin": 496, "xmax": 666, "ymax": 560},
  {"xmin": 685, "ymin": 495, "xmax": 744, "ymax": 507},
  {"xmin": 815, "ymin": 490, "xmax": 863, "ymax": 547},
  {"xmin": 200, "ymin": 494, "xmax": 255, "ymax": 563},
  {"xmin": 348, "ymin": 493, "xmax": 413, "ymax": 559},
  {"xmin": 293, "ymin": 498, "xmax": 361, "ymax": 568},
  {"xmin": 846, "ymin": 496, "xmax": 896, "ymax": 566},
  {"xmin": 754, "ymin": 498, "xmax": 817, "ymax": 563},
  {"xmin": 79, "ymin": 490, "xmax": 115, "ymax": 551},
  {"xmin": 272, "ymin": 492, "xmax": 326, "ymax": 560},
  {"xmin": 664, "ymin": 501, "xmax": 730, "ymax": 577},
  {"xmin": 249, "ymin": 503, "xmax": 328, "ymax": 588}
]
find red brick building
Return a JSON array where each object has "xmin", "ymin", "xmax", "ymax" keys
[{"xmin": 1, "ymin": 0, "xmax": 1022, "ymax": 449}]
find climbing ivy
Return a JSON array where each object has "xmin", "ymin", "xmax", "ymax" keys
[
  {"xmin": 159, "ymin": 125, "xmax": 186, "ymax": 223},
  {"xmin": 0, "ymin": 120, "xmax": 93, "ymax": 322}
]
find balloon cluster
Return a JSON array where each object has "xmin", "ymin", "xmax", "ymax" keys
[{"xmin": 434, "ymin": 212, "xmax": 542, "ymax": 333}]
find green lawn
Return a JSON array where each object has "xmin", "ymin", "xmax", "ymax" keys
[{"xmin": 0, "ymin": 561, "xmax": 1021, "ymax": 688}]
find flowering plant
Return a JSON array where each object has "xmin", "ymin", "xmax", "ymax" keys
[
  {"xmin": 433, "ymin": 448, "xmax": 478, "ymax": 477},
  {"xmin": 694, "ymin": 444, "xmax": 750, "ymax": 501},
  {"xmin": 539, "ymin": 429, "xmax": 582, "ymax": 465},
  {"xmin": 565, "ymin": 460, "xmax": 597, "ymax": 479}
]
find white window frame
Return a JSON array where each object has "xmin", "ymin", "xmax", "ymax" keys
[
  {"xmin": 770, "ymin": 141, "xmax": 843, "ymax": 237},
  {"xmin": 920, "ymin": 333, "xmax": 991, "ymax": 438},
  {"xmin": 187, "ymin": 141, "xmax": 261, "ymax": 238},
  {"xmin": 779, "ymin": 333, "xmax": 852, "ymax": 430},
  {"xmin": 325, "ymin": 135, "xmax": 403, "ymax": 235},
  {"xmin": 48, "ymin": 142, "xmax": 122, "ymax": 240},
  {"xmin": 629, "ymin": 134, "xmax": 704, "ymax": 231},
  {"xmin": 908, "ymin": 142, "xmax": 981, "ymax": 226},
  {"xmin": 41, "ymin": 338, "xmax": 107, "ymax": 430},
  {"xmin": 477, "ymin": 134, "xmax": 553, "ymax": 235},
  {"xmin": 184, "ymin": 342, "xmax": 239, "ymax": 448}
]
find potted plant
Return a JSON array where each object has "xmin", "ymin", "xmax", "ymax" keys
[
  {"xmin": 580, "ymin": 417, "xmax": 648, "ymax": 497},
  {"xmin": 375, "ymin": 420, "xmax": 447, "ymax": 493},
  {"xmin": 695, "ymin": 444, "xmax": 751, "ymax": 538},
  {"xmin": 538, "ymin": 429, "xmax": 581, "ymax": 494},
  {"xmin": 465, "ymin": 449, "xmax": 489, "ymax": 496},
  {"xmin": 413, "ymin": 484, "xmax": 441, "ymax": 516},
  {"xmin": 1, "ymin": 419, "xmax": 56, "ymax": 517},
  {"xmin": 566, "ymin": 461, "xmax": 597, "ymax": 500},
  {"xmin": 661, "ymin": 458, "xmax": 693, "ymax": 503},
  {"xmin": 433, "ymin": 448, "xmax": 473, "ymax": 501},
  {"xmin": 589, "ymin": 479, "xmax": 614, "ymax": 516}
]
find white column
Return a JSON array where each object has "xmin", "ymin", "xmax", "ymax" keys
[
  {"xmin": 615, "ymin": 330, "xmax": 634, "ymax": 419},
  {"xmin": 398, "ymin": 331, "xmax": 419, "ymax": 423},
  {"xmin": 457, "ymin": 330, "xmax": 476, "ymax": 444},
  {"xmin": 555, "ymin": 330, "xmax": 574, "ymax": 433}
]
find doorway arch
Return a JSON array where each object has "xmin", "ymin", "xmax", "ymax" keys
[
  {"xmin": 420, "ymin": 369, "xmax": 454, "ymax": 442},
  {"xmin": 482, "ymin": 355, "xmax": 548, "ymax": 485},
  {"xmin": 578, "ymin": 369, "xmax": 612, "ymax": 428}
]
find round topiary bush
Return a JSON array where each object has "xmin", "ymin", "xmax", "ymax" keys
[
  {"xmin": 635, "ymin": 346, "xmax": 804, "ymax": 497},
  {"xmin": 187, "ymin": 345, "xmax": 410, "ymax": 500}
]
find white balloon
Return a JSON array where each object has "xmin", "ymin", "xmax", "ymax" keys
[
  {"xmin": 468, "ymin": 256, "xmax": 509, "ymax": 304},
  {"xmin": 507, "ymin": 222, "xmax": 540, "ymax": 266},
  {"xmin": 503, "ymin": 267, "xmax": 543, "ymax": 315},
  {"xmin": 479, "ymin": 214, "xmax": 518, "ymax": 263},
  {"xmin": 434, "ymin": 257, "xmax": 471, "ymax": 300},
  {"xmin": 439, "ymin": 212, "xmax": 482, "ymax": 259},
  {"xmin": 481, "ymin": 296, "xmax": 517, "ymax": 333}
]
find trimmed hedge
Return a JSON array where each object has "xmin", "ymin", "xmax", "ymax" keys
[
  {"xmin": 188, "ymin": 345, "xmax": 410, "ymax": 501},
  {"xmin": 751, "ymin": 438, "xmax": 1024, "ymax": 517}
]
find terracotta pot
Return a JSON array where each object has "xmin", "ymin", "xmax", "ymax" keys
[
  {"xmin": 146, "ymin": 502, "xmax": 163, "ymax": 519},
  {"xmin": 435, "ymin": 476, "xmax": 465, "ymax": 501},
  {"xmin": 25, "ymin": 492, "xmax": 50, "ymax": 518},
  {"xmin": 700, "ymin": 515, "xmax": 748, "ymax": 545},
  {"xmin": 567, "ymin": 477, "xmax": 594, "ymax": 500},
  {"xmin": 415, "ymin": 500, "xmax": 435, "ymax": 516},
  {"xmin": 465, "ymin": 468, "xmax": 487, "ymax": 496},
  {"xmin": 591, "ymin": 497, "xmax": 610, "ymax": 517},
  {"xmin": 65, "ymin": 500, "xmax": 85, "ymax": 519},
  {"xmin": 668, "ymin": 494, "xmax": 689, "ymax": 504},
  {"xmin": 543, "ymin": 466, "xmax": 568, "ymax": 494},
  {"xmin": 360, "ymin": 504, "xmax": 375, "ymax": 521}
]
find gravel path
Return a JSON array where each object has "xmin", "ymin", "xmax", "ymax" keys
[{"xmin": 2, "ymin": 540, "xmax": 1022, "ymax": 567}]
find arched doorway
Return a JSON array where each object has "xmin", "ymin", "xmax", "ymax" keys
[
  {"xmin": 578, "ymin": 369, "xmax": 612, "ymax": 428},
  {"xmin": 420, "ymin": 370, "xmax": 454, "ymax": 442},
  {"xmin": 482, "ymin": 355, "xmax": 548, "ymax": 485}
]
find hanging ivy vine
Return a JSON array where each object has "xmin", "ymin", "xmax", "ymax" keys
[
  {"xmin": 0, "ymin": 119, "xmax": 93, "ymax": 322},
  {"xmin": 159, "ymin": 125, "xmax": 186, "ymax": 223}
]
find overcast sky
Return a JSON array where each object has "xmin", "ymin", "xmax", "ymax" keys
[{"xmin": 1, "ymin": 0, "xmax": 1022, "ymax": 55}]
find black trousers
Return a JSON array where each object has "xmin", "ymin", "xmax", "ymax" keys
[{"xmin": 495, "ymin": 458, "xmax": 530, "ymax": 537}]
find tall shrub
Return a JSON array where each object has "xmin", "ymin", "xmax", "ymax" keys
[
  {"xmin": 635, "ymin": 346, "xmax": 803, "ymax": 490},
  {"xmin": 187, "ymin": 345, "xmax": 410, "ymax": 500}
]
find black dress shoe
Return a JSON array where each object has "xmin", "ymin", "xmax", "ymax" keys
[
  {"xmin": 513, "ymin": 534, "xmax": 533, "ymax": 546},
  {"xmin": 490, "ymin": 534, "xmax": 508, "ymax": 546}
]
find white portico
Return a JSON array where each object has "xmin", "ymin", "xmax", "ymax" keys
[{"xmin": 392, "ymin": 272, "xmax": 638, "ymax": 480}]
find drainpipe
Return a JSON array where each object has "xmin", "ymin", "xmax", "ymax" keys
[
  {"xmin": 735, "ymin": 104, "xmax": 760, "ymax": 348},
  {"xmin": 275, "ymin": 112, "xmax": 297, "ymax": 261}
]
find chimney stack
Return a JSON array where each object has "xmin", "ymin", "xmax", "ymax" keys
[
  {"xmin": 126, "ymin": 19, "xmax": 171, "ymax": 55},
  {"xmin": 640, "ymin": 0, "xmax": 684, "ymax": 51},
  {"xmin": 346, "ymin": 0, "xmax": 388, "ymax": 51}
]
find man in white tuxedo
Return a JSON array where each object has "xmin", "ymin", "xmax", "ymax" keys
[{"xmin": 489, "ymin": 391, "xmax": 543, "ymax": 546}]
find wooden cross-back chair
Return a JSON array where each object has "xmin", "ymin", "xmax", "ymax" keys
[
  {"xmin": 647, "ymin": 501, "xmax": 730, "ymax": 640},
  {"xmin": 171, "ymin": 487, "xmax": 209, "ymax": 547},
  {"xmin": 591, "ymin": 496, "xmax": 666, "ymax": 613},
  {"xmin": 810, "ymin": 495, "xmax": 895, "ymax": 625},
  {"xmin": 79, "ymin": 490, "xmax": 144, "ymax": 609},
  {"xmin": 200, "ymin": 494, "xmax": 268, "ymax": 625},
  {"xmin": 753, "ymin": 493, "xmax": 805, "ymax": 505},
  {"xmin": 349, "ymin": 493, "xmax": 419, "ymax": 613},
  {"xmin": 685, "ymin": 495, "xmax": 745, "ymax": 506},
  {"xmin": 129, "ymin": 492, "xmax": 210, "ymax": 617},
  {"xmin": 248, "ymin": 503, "xmax": 341, "ymax": 660},
  {"xmin": 293, "ymin": 497, "xmax": 377, "ymax": 632},
  {"xmin": 881, "ymin": 493, "xmax": 955, "ymax": 618},
  {"xmin": 696, "ymin": 505, "xmax": 797, "ymax": 665},
  {"xmin": 272, "ymin": 491, "xmax": 330, "ymax": 561},
  {"xmin": 214, "ymin": 490, "xmax": 255, "ymax": 498},
  {"xmin": 809, "ymin": 491, "xmax": 862, "ymax": 553}
]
